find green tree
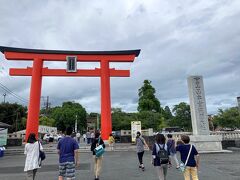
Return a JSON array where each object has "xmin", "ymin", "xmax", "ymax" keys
[
  {"xmin": 0, "ymin": 102, "xmax": 27, "ymax": 132},
  {"xmin": 138, "ymin": 80, "xmax": 162, "ymax": 112},
  {"xmin": 39, "ymin": 116, "xmax": 55, "ymax": 126},
  {"xmin": 169, "ymin": 102, "xmax": 192, "ymax": 131},
  {"xmin": 163, "ymin": 106, "xmax": 173, "ymax": 126},
  {"xmin": 111, "ymin": 108, "xmax": 137, "ymax": 130},
  {"xmin": 137, "ymin": 111, "xmax": 164, "ymax": 131},
  {"xmin": 213, "ymin": 107, "xmax": 240, "ymax": 128},
  {"xmin": 51, "ymin": 101, "xmax": 87, "ymax": 132},
  {"xmin": 163, "ymin": 106, "xmax": 173, "ymax": 119}
]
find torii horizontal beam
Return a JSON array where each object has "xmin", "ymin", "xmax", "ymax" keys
[{"xmin": 10, "ymin": 67, "xmax": 130, "ymax": 77}]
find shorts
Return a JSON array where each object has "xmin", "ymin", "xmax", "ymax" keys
[{"xmin": 59, "ymin": 162, "xmax": 75, "ymax": 179}]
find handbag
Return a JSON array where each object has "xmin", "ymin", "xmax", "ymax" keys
[
  {"xmin": 38, "ymin": 141, "xmax": 46, "ymax": 165},
  {"xmin": 94, "ymin": 138, "xmax": 105, "ymax": 158},
  {"xmin": 179, "ymin": 144, "xmax": 192, "ymax": 172}
]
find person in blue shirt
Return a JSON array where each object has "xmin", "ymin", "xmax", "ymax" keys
[
  {"xmin": 176, "ymin": 135, "xmax": 200, "ymax": 180},
  {"xmin": 57, "ymin": 127, "xmax": 79, "ymax": 180}
]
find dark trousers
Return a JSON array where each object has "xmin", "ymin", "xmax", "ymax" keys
[
  {"xmin": 26, "ymin": 169, "xmax": 37, "ymax": 180},
  {"xmin": 137, "ymin": 151, "xmax": 144, "ymax": 165}
]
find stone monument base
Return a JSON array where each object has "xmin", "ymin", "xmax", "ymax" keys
[{"xmin": 190, "ymin": 135, "xmax": 223, "ymax": 152}]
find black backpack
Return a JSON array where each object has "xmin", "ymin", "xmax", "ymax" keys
[{"xmin": 156, "ymin": 144, "xmax": 169, "ymax": 164}]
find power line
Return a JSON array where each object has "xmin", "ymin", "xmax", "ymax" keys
[
  {"xmin": 0, "ymin": 82, "xmax": 28, "ymax": 102},
  {"xmin": 0, "ymin": 82, "xmax": 28, "ymax": 104}
]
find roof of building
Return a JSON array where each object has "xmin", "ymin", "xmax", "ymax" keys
[{"xmin": 0, "ymin": 122, "xmax": 11, "ymax": 128}]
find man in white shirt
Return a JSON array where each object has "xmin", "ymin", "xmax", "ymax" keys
[{"xmin": 76, "ymin": 131, "xmax": 81, "ymax": 144}]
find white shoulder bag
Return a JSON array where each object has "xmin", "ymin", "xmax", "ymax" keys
[{"xmin": 179, "ymin": 144, "xmax": 192, "ymax": 172}]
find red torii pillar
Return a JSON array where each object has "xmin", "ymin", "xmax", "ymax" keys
[{"xmin": 0, "ymin": 46, "xmax": 140, "ymax": 140}]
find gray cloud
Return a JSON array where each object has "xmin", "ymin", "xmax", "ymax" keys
[{"xmin": 0, "ymin": 0, "xmax": 240, "ymax": 114}]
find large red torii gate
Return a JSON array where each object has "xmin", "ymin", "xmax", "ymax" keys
[{"xmin": 0, "ymin": 46, "xmax": 140, "ymax": 140}]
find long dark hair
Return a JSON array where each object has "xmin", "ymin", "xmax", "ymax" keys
[
  {"xmin": 156, "ymin": 133, "xmax": 165, "ymax": 144},
  {"xmin": 27, "ymin": 133, "xmax": 37, "ymax": 143},
  {"xmin": 95, "ymin": 131, "xmax": 100, "ymax": 139}
]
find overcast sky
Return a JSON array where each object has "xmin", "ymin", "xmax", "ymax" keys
[{"xmin": 0, "ymin": 0, "xmax": 240, "ymax": 114}]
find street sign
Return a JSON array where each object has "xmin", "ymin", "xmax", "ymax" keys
[{"xmin": 131, "ymin": 121, "xmax": 141, "ymax": 143}]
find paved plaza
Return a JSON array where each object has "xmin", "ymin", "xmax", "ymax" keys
[{"xmin": 0, "ymin": 146, "xmax": 240, "ymax": 180}]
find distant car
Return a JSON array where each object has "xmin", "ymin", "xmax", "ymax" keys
[
  {"xmin": 161, "ymin": 127, "xmax": 184, "ymax": 133},
  {"xmin": 54, "ymin": 134, "xmax": 63, "ymax": 141},
  {"xmin": 43, "ymin": 134, "xmax": 50, "ymax": 141}
]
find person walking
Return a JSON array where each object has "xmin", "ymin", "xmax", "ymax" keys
[
  {"xmin": 76, "ymin": 131, "xmax": 81, "ymax": 144},
  {"xmin": 176, "ymin": 135, "xmax": 200, "ymax": 180},
  {"xmin": 91, "ymin": 131, "xmax": 105, "ymax": 180},
  {"xmin": 86, "ymin": 131, "xmax": 91, "ymax": 144},
  {"xmin": 167, "ymin": 134, "xmax": 179, "ymax": 169},
  {"xmin": 57, "ymin": 127, "xmax": 79, "ymax": 180},
  {"xmin": 91, "ymin": 131, "xmax": 95, "ymax": 144},
  {"xmin": 83, "ymin": 133, "xmax": 86, "ymax": 143},
  {"xmin": 136, "ymin": 131, "xmax": 148, "ymax": 171},
  {"xmin": 152, "ymin": 133, "xmax": 171, "ymax": 180},
  {"xmin": 24, "ymin": 133, "xmax": 43, "ymax": 180},
  {"xmin": 108, "ymin": 133, "xmax": 115, "ymax": 151}
]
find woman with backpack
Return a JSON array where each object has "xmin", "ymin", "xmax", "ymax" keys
[
  {"xmin": 24, "ymin": 133, "xmax": 43, "ymax": 180},
  {"xmin": 152, "ymin": 133, "xmax": 171, "ymax": 180},
  {"xmin": 91, "ymin": 131, "xmax": 105, "ymax": 180}
]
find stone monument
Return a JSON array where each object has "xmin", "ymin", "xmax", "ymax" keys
[{"xmin": 187, "ymin": 76, "xmax": 222, "ymax": 152}]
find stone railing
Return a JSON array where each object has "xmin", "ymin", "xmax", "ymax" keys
[
  {"xmin": 166, "ymin": 131, "xmax": 240, "ymax": 141},
  {"xmin": 210, "ymin": 131, "xmax": 240, "ymax": 140}
]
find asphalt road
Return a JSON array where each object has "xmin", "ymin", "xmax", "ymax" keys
[{"xmin": 0, "ymin": 150, "xmax": 239, "ymax": 180}]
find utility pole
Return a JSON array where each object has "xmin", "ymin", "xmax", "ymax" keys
[
  {"xmin": 3, "ymin": 93, "xmax": 6, "ymax": 103},
  {"xmin": 75, "ymin": 115, "xmax": 78, "ymax": 133},
  {"xmin": 15, "ymin": 112, "xmax": 18, "ymax": 132},
  {"xmin": 42, "ymin": 96, "xmax": 50, "ymax": 116},
  {"xmin": 46, "ymin": 96, "xmax": 49, "ymax": 116},
  {"xmin": 97, "ymin": 114, "xmax": 99, "ymax": 130}
]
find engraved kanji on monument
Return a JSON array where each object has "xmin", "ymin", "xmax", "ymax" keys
[{"xmin": 188, "ymin": 76, "xmax": 210, "ymax": 135}]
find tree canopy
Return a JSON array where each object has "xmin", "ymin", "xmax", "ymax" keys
[
  {"xmin": 0, "ymin": 102, "xmax": 27, "ymax": 132},
  {"xmin": 168, "ymin": 102, "xmax": 192, "ymax": 131},
  {"xmin": 51, "ymin": 101, "xmax": 87, "ymax": 132},
  {"xmin": 39, "ymin": 116, "xmax": 55, "ymax": 127},
  {"xmin": 137, "ymin": 111, "xmax": 165, "ymax": 130},
  {"xmin": 138, "ymin": 80, "xmax": 162, "ymax": 113},
  {"xmin": 163, "ymin": 106, "xmax": 173, "ymax": 120},
  {"xmin": 213, "ymin": 107, "xmax": 240, "ymax": 129},
  {"xmin": 111, "ymin": 108, "xmax": 137, "ymax": 130}
]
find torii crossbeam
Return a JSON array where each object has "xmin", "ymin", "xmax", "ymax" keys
[{"xmin": 0, "ymin": 46, "xmax": 140, "ymax": 140}]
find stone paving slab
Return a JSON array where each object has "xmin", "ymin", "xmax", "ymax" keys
[
  {"xmin": 0, "ymin": 163, "xmax": 90, "ymax": 174},
  {"xmin": 0, "ymin": 150, "xmax": 240, "ymax": 180}
]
